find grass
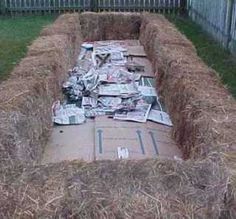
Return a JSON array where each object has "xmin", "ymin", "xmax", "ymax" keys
[
  {"xmin": 0, "ymin": 16, "xmax": 56, "ymax": 80},
  {"xmin": 167, "ymin": 15, "xmax": 236, "ymax": 98}
]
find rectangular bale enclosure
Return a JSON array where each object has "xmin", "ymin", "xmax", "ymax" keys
[
  {"xmin": 0, "ymin": 12, "xmax": 236, "ymax": 219},
  {"xmin": 1, "ymin": 12, "xmax": 235, "ymax": 167}
]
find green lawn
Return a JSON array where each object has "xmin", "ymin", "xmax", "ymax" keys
[
  {"xmin": 0, "ymin": 16, "xmax": 56, "ymax": 80},
  {"xmin": 167, "ymin": 15, "xmax": 236, "ymax": 98}
]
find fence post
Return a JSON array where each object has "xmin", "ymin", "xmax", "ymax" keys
[
  {"xmin": 180, "ymin": 0, "xmax": 187, "ymax": 15},
  {"xmin": 91, "ymin": 0, "xmax": 98, "ymax": 12},
  {"xmin": 187, "ymin": 0, "xmax": 192, "ymax": 17},
  {"xmin": 0, "ymin": 0, "xmax": 5, "ymax": 15},
  {"xmin": 226, "ymin": 0, "xmax": 234, "ymax": 49}
]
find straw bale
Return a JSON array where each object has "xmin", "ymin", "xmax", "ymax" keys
[
  {"xmin": 41, "ymin": 13, "xmax": 82, "ymax": 64},
  {"xmin": 0, "ymin": 78, "xmax": 52, "ymax": 169},
  {"xmin": 80, "ymin": 12, "xmax": 141, "ymax": 41},
  {"xmin": 9, "ymin": 52, "xmax": 67, "ymax": 99},
  {"xmin": 140, "ymin": 13, "xmax": 195, "ymax": 49},
  {"xmin": 140, "ymin": 14, "xmax": 236, "ymax": 159},
  {"xmin": 41, "ymin": 13, "xmax": 80, "ymax": 36},
  {"xmin": 0, "ymin": 159, "xmax": 231, "ymax": 218},
  {"xmin": 0, "ymin": 14, "xmax": 83, "ymax": 169},
  {"xmin": 27, "ymin": 35, "xmax": 70, "ymax": 58}
]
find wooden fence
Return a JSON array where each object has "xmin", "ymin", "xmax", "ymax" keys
[
  {"xmin": 0, "ymin": 0, "xmax": 185, "ymax": 15},
  {"xmin": 188, "ymin": 0, "xmax": 236, "ymax": 55},
  {"xmin": 1, "ymin": 1, "xmax": 235, "ymax": 55}
]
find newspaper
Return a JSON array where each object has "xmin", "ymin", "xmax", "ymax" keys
[
  {"xmin": 114, "ymin": 103, "xmax": 152, "ymax": 123},
  {"xmin": 55, "ymin": 40, "xmax": 167, "ymax": 126},
  {"xmin": 138, "ymin": 86, "xmax": 158, "ymax": 97},
  {"xmin": 82, "ymin": 68, "xmax": 99, "ymax": 91},
  {"xmin": 92, "ymin": 43, "xmax": 127, "ymax": 67},
  {"xmin": 52, "ymin": 101, "xmax": 85, "ymax": 125},
  {"xmin": 99, "ymin": 83, "xmax": 139, "ymax": 96},
  {"xmin": 97, "ymin": 97, "xmax": 122, "ymax": 112},
  {"xmin": 98, "ymin": 97, "xmax": 122, "ymax": 107},
  {"xmin": 81, "ymin": 42, "xmax": 93, "ymax": 50},
  {"xmin": 148, "ymin": 109, "xmax": 173, "ymax": 127},
  {"xmin": 111, "ymin": 52, "xmax": 127, "ymax": 65},
  {"xmin": 139, "ymin": 76, "xmax": 155, "ymax": 87},
  {"xmin": 98, "ymin": 84, "xmax": 121, "ymax": 96},
  {"xmin": 82, "ymin": 97, "xmax": 97, "ymax": 108},
  {"xmin": 99, "ymin": 69, "xmax": 141, "ymax": 83}
]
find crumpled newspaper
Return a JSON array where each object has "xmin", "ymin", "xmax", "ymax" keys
[{"xmin": 52, "ymin": 101, "xmax": 85, "ymax": 125}]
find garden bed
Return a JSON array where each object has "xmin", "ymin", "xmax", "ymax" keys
[{"xmin": 0, "ymin": 12, "xmax": 236, "ymax": 218}]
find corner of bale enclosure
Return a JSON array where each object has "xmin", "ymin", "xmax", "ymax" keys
[
  {"xmin": 139, "ymin": 13, "xmax": 236, "ymax": 160},
  {"xmin": 79, "ymin": 12, "xmax": 142, "ymax": 41}
]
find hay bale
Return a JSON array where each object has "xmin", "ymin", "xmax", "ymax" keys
[
  {"xmin": 41, "ymin": 13, "xmax": 82, "ymax": 64},
  {"xmin": 0, "ymin": 13, "xmax": 83, "ymax": 170},
  {"xmin": 139, "ymin": 14, "xmax": 236, "ymax": 159},
  {"xmin": 27, "ymin": 35, "xmax": 70, "ymax": 58},
  {"xmin": 139, "ymin": 18, "xmax": 236, "ymax": 213},
  {"xmin": 0, "ymin": 159, "xmax": 231, "ymax": 218},
  {"xmin": 79, "ymin": 12, "xmax": 141, "ymax": 41},
  {"xmin": 152, "ymin": 44, "xmax": 236, "ymax": 158},
  {"xmin": 41, "ymin": 13, "xmax": 80, "ymax": 37},
  {"xmin": 157, "ymin": 45, "xmax": 236, "ymax": 158},
  {"xmin": 0, "ymin": 78, "xmax": 52, "ymax": 169},
  {"xmin": 10, "ymin": 52, "xmax": 68, "ymax": 99},
  {"xmin": 0, "ymin": 58, "xmax": 66, "ymax": 169},
  {"xmin": 140, "ymin": 13, "xmax": 195, "ymax": 49}
]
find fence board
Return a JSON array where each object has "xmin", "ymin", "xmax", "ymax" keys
[
  {"xmin": 2, "ymin": 0, "xmax": 92, "ymax": 14},
  {"xmin": 2, "ymin": 0, "xmax": 182, "ymax": 14},
  {"xmin": 229, "ymin": 1, "xmax": 236, "ymax": 54},
  {"xmin": 188, "ymin": 0, "xmax": 236, "ymax": 55}
]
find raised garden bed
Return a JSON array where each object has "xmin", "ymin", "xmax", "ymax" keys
[{"xmin": 0, "ymin": 12, "xmax": 236, "ymax": 218}]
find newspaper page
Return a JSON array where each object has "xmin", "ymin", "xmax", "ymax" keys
[
  {"xmin": 114, "ymin": 103, "xmax": 152, "ymax": 123},
  {"xmin": 148, "ymin": 109, "xmax": 173, "ymax": 127}
]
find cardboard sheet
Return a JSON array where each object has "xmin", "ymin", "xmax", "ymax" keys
[
  {"xmin": 94, "ymin": 117, "xmax": 182, "ymax": 160},
  {"xmin": 128, "ymin": 46, "xmax": 147, "ymax": 57},
  {"xmin": 43, "ymin": 117, "xmax": 181, "ymax": 164},
  {"xmin": 95, "ymin": 117, "xmax": 156, "ymax": 160},
  {"xmin": 42, "ymin": 120, "xmax": 95, "ymax": 163},
  {"xmin": 133, "ymin": 57, "xmax": 154, "ymax": 77}
]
